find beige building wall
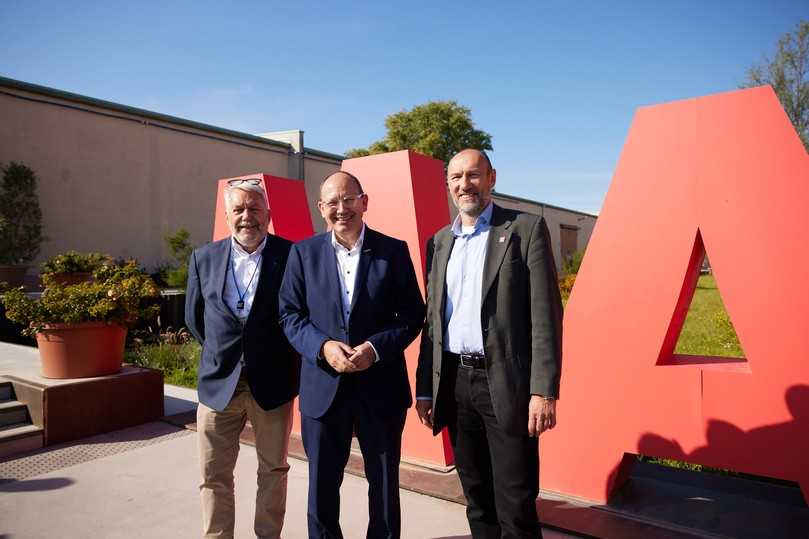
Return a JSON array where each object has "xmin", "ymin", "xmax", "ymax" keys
[
  {"xmin": 492, "ymin": 193, "xmax": 597, "ymax": 273},
  {"xmin": 0, "ymin": 78, "xmax": 594, "ymax": 277},
  {"xmin": 0, "ymin": 82, "xmax": 317, "ymax": 271}
]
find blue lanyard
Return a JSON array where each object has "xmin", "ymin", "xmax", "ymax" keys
[{"xmin": 231, "ymin": 255, "xmax": 261, "ymax": 310}]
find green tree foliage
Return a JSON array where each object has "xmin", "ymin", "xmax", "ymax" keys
[
  {"xmin": 0, "ymin": 162, "xmax": 44, "ymax": 264},
  {"xmin": 743, "ymin": 20, "xmax": 809, "ymax": 151},
  {"xmin": 346, "ymin": 101, "xmax": 493, "ymax": 166},
  {"xmin": 162, "ymin": 228, "xmax": 195, "ymax": 288},
  {"xmin": 562, "ymin": 248, "xmax": 586, "ymax": 276}
]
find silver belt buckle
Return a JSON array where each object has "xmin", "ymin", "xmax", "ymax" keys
[{"xmin": 459, "ymin": 354, "xmax": 476, "ymax": 368}]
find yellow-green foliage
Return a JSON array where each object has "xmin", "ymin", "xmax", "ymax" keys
[
  {"xmin": 2, "ymin": 259, "xmax": 160, "ymax": 337},
  {"xmin": 559, "ymin": 273, "xmax": 577, "ymax": 302},
  {"xmin": 40, "ymin": 251, "xmax": 112, "ymax": 277}
]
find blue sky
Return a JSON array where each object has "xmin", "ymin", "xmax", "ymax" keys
[{"xmin": 1, "ymin": 1, "xmax": 806, "ymax": 214}]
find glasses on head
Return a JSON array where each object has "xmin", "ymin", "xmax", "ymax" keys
[
  {"xmin": 227, "ymin": 178, "xmax": 262, "ymax": 186},
  {"xmin": 321, "ymin": 193, "xmax": 365, "ymax": 210}
]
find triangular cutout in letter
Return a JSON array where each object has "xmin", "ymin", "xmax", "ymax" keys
[{"xmin": 657, "ymin": 229, "xmax": 749, "ymax": 372}]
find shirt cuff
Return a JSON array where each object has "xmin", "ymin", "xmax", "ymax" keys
[{"xmin": 367, "ymin": 341, "xmax": 380, "ymax": 363}]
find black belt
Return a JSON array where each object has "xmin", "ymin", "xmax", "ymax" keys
[{"xmin": 444, "ymin": 351, "xmax": 486, "ymax": 369}]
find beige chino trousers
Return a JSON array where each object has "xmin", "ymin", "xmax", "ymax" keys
[{"xmin": 197, "ymin": 376, "xmax": 293, "ymax": 539}]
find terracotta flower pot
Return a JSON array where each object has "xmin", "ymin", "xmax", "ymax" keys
[{"xmin": 36, "ymin": 322, "xmax": 126, "ymax": 379}]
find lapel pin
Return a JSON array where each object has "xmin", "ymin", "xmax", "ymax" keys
[{"xmin": 499, "ymin": 236, "xmax": 505, "ymax": 243}]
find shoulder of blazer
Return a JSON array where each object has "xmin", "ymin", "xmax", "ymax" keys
[
  {"xmin": 264, "ymin": 233, "xmax": 293, "ymax": 255},
  {"xmin": 292, "ymin": 231, "xmax": 330, "ymax": 253},
  {"xmin": 193, "ymin": 237, "xmax": 230, "ymax": 262},
  {"xmin": 491, "ymin": 203, "xmax": 544, "ymax": 230},
  {"xmin": 431, "ymin": 223, "xmax": 454, "ymax": 244},
  {"xmin": 363, "ymin": 226, "xmax": 406, "ymax": 252}
]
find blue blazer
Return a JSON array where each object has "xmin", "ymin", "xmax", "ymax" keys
[
  {"xmin": 185, "ymin": 235, "xmax": 300, "ymax": 412},
  {"xmin": 279, "ymin": 227, "xmax": 425, "ymax": 419}
]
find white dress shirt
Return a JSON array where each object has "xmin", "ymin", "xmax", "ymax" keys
[
  {"xmin": 332, "ymin": 226, "xmax": 364, "ymax": 320},
  {"xmin": 330, "ymin": 225, "xmax": 379, "ymax": 362},
  {"xmin": 224, "ymin": 236, "xmax": 265, "ymax": 323}
]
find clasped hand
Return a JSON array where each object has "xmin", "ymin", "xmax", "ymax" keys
[{"xmin": 321, "ymin": 340, "xmax": 375, "ymax": 373}]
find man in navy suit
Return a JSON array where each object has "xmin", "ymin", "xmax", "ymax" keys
[
  {"xmin": 186, "ymin": 179, "xmax": 299, "ymax": 539},
  {"xmin": 279, "ymin": 171, "xmax": 425, "ymax": 539}
]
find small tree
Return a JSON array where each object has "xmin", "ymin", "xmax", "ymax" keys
[
  {"xmin": 743, "ymin": 20, "xmax": 809, "ymax": 151},
  {"xmin": 562, "ymin": 248, "xmax": 586, "ymax": 276},
  {"xmin": 346, "ymin": 101, "xmax": 493, "ymax": 166},
  {"xmin": 0, "ymin": 162, "xmax": 44, "ymax": 264},
  {"xmin": 162, "ymin": 228, "xmax": 195, "ymax": 288}
]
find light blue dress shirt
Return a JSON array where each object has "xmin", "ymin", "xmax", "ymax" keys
[{"xmin": 443, "ymin": 202, "xmax": 493, "ymax": 354}]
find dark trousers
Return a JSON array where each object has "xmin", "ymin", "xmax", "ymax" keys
[
  {"xmin": 448, "ymin": 361, "xmax": 542, "ymax": 539},
  {"xmin": 301, "ymin": 377, "xmax": 407, "ymax": 539}
]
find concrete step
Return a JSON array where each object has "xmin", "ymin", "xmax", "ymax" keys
[
  {"xmin": 0, "ymin": 400, "xmax": 30, "ymax": 427},
  {"xmin": 0, "ymin": 380, "xmax": 13, "ymax": 401},
  {"xmin": 0, "ymin": 422, "xmax": 44, "ymax": 459}
]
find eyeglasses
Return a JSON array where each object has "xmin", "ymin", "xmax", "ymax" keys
[
  {"xmin": 320, "ymin": 193, "xmax": 365, "ymax": 209},
  {"xmin": 227, "ymin": 178, "xmax": 261, "ymax": 186}
]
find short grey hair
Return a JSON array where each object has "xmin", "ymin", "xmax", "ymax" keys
[{"xmin": 224, "ymin": 183, "xmax": 268, "ymax": 209}]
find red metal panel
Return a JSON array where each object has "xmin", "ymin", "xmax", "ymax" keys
[
  {"xmin": 342, "ymin": 150, "xmax": 452, "ymax": 466},
  {"xmin": 541, "ymin": 86, "xmax": 809, "ymax": 503},
  {"xmin": 212, "ymin": 174, "xmax": 313, "ymax": 242}
]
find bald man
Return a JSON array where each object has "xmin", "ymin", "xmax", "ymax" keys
[
  {"xmin": 279, "ymin": 171, "xmax": 425, "ymax": 539},
  {"xmin": 416, "ymin": 149, "xmax": 563, "ymax": 538}
]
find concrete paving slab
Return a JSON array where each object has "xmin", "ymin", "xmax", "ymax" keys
[
  {"xmin": 0, "ymin": 343, "xmax": 577, "ymax": 538},
  {"xmin": 163, "ymin": 383, "xmax": 198, "ymax": 416},
  {"xmin": 0, "ymin": 342, "xmax": 39, "ymax": 377},
  {"xmin": 0, "ymin": 422, "xmax": 575, "ymax": 538}
]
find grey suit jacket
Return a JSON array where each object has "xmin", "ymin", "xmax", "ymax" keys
[{"xmin": 416, "ymin": 203, "xmax": 563, "ymax": 436}]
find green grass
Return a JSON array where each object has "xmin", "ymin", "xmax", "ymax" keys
[
  {"xmin": 125, "ymin": 339, "xmax": 200, "ymax": 388},
  {"xmin": 674, "ymin": 275, "xmax": 743, "ymax": 357}
]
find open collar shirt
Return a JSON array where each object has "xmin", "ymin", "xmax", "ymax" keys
[
  {"xmin": 224, "ymin": 236, "xmax": 266, "ymax": 323},
  {"xmin": 330, "ymin": 224, "xmax": 379, "ymax": 362},
  {"xmin": 444, "ymin": 202, "xmax": 493, "ymax": 355}
]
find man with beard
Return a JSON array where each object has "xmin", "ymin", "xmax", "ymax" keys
[
  {"xmin": 186, "ymin": 179, "xmax": 299, "ymax": 539},
  {"xmin": 279, "ymin": 171, "xmax": 425, "ymax": 539},
  {"xmin": 416, "ymin": 149, "xmax": 563, "ymax": 538}
]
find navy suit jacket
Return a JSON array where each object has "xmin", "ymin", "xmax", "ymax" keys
[
  {"xmin": 278, "ymin": 227, "xmax": 425, "ymax": 419},
  {"xmin": 185, "ymin": 234, "xmax": 300, "ymax": 412}
]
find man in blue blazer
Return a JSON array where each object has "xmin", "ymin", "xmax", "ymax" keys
[
  {"xmin": 279, "ymin": 171, "xmax": 425, "ymax": 539},
  {"xmin": 186, "ymin": 180, "xmax": 299, "ymax": 539}
]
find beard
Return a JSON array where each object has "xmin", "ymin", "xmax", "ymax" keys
[{"xmin": 454, "ymin": 195, "xmax": 484, "ymax": 217}]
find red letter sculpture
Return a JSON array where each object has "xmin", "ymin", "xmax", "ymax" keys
[{"xmin": 541, "ymin": 86, "xmax": 809, "ymax": 503}]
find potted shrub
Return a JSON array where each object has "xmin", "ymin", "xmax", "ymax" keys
[
  {"xmin": 1, "ymin": 259, "xmax": 160, "ymax": 379},
  {"xmin": 0, "ymin": 163, "xmax": 45, "ymax": 287},
  {"xmin": 40, "ymin": 251, "xmax": 113, "ymax": 286}
]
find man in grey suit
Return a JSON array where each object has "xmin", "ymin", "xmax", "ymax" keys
[{"xmin": 416, "ymin": 149, "xmax": 563, "ymax": 538}]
